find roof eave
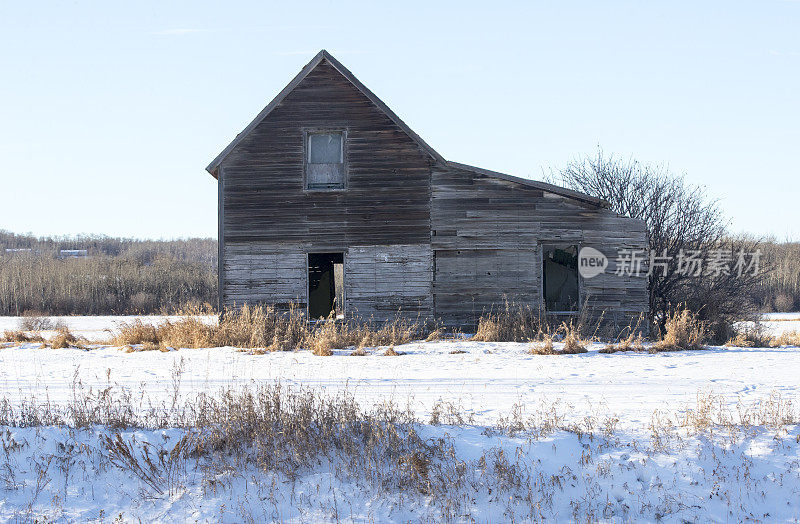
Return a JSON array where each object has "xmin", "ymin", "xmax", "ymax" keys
[{"xmin": 444, "ymin": 161, "xmax": 610, "ymax": 209}]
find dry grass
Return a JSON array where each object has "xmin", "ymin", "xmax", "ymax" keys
[
  {"xmin": 652, "ymin": 308, "xmax": 707, "ymax": 352},
  {"xmin": 383, "ymin": 346, "xmax": 403, "ymax": 356},
  {"xmin": 528, "ymin": 335, "xmax": 554, "ymax": 355},
  {"xmin": 528, "ymin": 323, "xmax": 587, "ymax": 355},
  {"xmin": 600, "ymin": 331, "xmax": 647, "ymax": 354},
  {"xmin": 49, "ymin": 327, "xmax": 83, "ymax": 349},
  {"xmin": 560, "ymin": 322, "xmax": 588, "ymax": 354},
  {"xmin": 113, "ymin": 320, "xmax": 160, "ymax": 346},
  {"xmin": 471, "ymin": 301, "xmax": 545, "ymax": 342},
  {"xmin": 725, "ymin": 326, "xmax": 774, "ymax": 348},
  {"xmin": 770, "ymin": 330, "xmax": 800, "ymax": 347},
  {"xmin": 0, "ymin": 379, "xmax": 798, "ymax": 522},
  {"xmin": 112, "ymin": 304, "xmax": 433, "ymax": 354},
  {"xmin": 1, "ymin": 330, "xmax": 45, "ymax": 343}
]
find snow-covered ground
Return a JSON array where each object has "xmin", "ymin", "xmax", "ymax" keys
[
  {"xmin": 758, "ymin": 311, "xmax": 800, "ymax": 335},
  {"xmin": 1, "ymin": 314, "xmax": 799, "ymax": 521},
  {"xmin": 2, "ymin": 340, "xmax": 800, "ymax": 431}
]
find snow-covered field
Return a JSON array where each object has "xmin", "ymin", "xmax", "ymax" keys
[{"xmin": 1, "ymin": 314, "xmax": 799, "ymax": 521}]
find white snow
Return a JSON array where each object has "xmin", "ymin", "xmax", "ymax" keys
[
  {"xmin": 2, "ymin": 341, "xmax": 800, "ymax": 431},
  {"xmin": 1, "ymin": 314, "xmax": 799, "ymax": 521}
]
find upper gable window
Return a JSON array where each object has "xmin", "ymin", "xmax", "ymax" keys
[{"xmin": 306, "ymin": 131, "xmax": 345, "ymax": 190}]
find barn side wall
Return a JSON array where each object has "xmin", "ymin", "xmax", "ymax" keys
[
  {"xmin": 431, "ymin": 165, "xmax": 649, "ymax": 331},
  {"xmin": 345, "ymin": 244, "xmax": 433, "ymax": 322},
  {"xmin": 221, "ymin": 242, "xmax": 433, "ymax": 322}
]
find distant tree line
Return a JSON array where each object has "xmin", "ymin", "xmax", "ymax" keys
[{"xmin": 0, "ymin": 231, "xmax": 217, "ymax": 315}]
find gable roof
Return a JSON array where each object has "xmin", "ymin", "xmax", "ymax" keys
[
  {"xmin": 206, "ymin": 50, "xmax": 608, "ymax": 209},
  {"xmin": 205, "ymin": 50, "xmax": 444, "ymax": 176}
]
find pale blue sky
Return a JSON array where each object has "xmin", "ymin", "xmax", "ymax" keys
[{"xmin": 1, "ymin": 1, "xmax": 798, "ymax": 240}]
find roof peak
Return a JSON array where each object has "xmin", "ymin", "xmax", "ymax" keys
[
  {"xmin": 205, "ymin": 49, "xmax": 444, "ymax": 176},
  {"xmin": 204, "ymin": 51, "xmax": 607, "ymax": 208}
]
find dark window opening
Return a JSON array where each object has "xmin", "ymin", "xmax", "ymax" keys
[
  {"xmin": 543, "ymin": 245, "xmax": 579, "ymax": 312},
  {"xmin": 308, "ymin": 253, "xmax": 344, "ymax": 319},
  {"xmin": 306, "ymin": 131, "xmax": 345, "ymax": 190}
]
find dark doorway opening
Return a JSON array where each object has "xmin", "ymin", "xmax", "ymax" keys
[
  {"xmin": 308, "ymin": 253, "xmax": 344, "ymax": 320},
  {"xmin": 543, "ymin": 245, "xmax": 579, "ymax": 312}
]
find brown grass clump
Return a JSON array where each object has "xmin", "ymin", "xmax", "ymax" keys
[
  {"xmin": 725, "ymin": 326, "xmax": 773, "ymax": 348},
  {"xmin": 424, "ymin": 328, "xmax": 444, "ymax": 342},
  {"xmin": 113, "ymin": 320, "xmax": 161, "ymax": 346},
  {"xmin": 158, "ymin": 316, "xmax": 216, "ymax": 349},
  {"xmin": 471, "ymin": 301, "xmax": 545, "ymax": 342},
  {"xmin": 349, "ymin": 347, "xmax": 369, "ymax": 356},
  {"xmin": 529, "ymin": 324, "xmax": 588, "ymax": 356},
  {"xmin": 560, "ymin": 322, "xmax": 588, "ymax": 354},
  {"xmin": 49, "ymin": 327, "xmax": 82, "ymax": 349},
  {"xmin": 770, "ymin": 331, "xmax": 800, "ymax": 347},
  {"xmin": 652, "ymin": 308, "xmax": 707, "ymax": 352},
  {"xmin": 383, "ymin": 346, "xmax": 403, "ymax": 356},
  {"xmin": 2, "ymin": 330, "xmax": 45, "ymax": 343},
  {"xmin": 215, "ymin": 303, "xmax": 307, "ymax": 350},
  {"xmin": 600, "ymin": 331, "xmax": 646, "ymax": 354},
  {"xmin": 529, "ymin": 335, "xmax": 555, "ymax": 355}
]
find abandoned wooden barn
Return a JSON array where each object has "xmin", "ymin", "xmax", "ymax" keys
[{"xmin": 206, "ymin": 50, "xmax": 648, "ymax": 328}]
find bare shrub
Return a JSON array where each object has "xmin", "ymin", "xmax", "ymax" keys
[
  {"xmin": 18, "ymin": 311, "xmax": 55, "ymax": 331},
  {"xmin": 772, "ymin": 293, "xmax": 795, "ymax": 313},
  {"xmin": 554, "ymin": 151, "xmax": 767, "ymax": 341},
  {"xmin": 652, "ymin": 308, "xmax": 707, "ymax": 351}
]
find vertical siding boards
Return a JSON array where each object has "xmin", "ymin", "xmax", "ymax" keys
[{"xmin": 431, "ymin": 165, "xmax": 648, "ymax": 329}]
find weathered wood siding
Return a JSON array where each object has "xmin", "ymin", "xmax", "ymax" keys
[
  {"xmin": 433, "ymin": 248, "xmax": 540, "ymax": 325},
  {"xmin": 219, "ymin": 59, "xmax": 432, "ymax": 248},
  {"xmin": 221, "ymin": 242, "xmax": 433, "ymax": 320},
  {"xmin": 222, "ymin": 242, "xmax": 307, "ymax": 308},
  {"xmin": 218, "ymin": 58, "xmax": 434, "ymax": 314},
  {"xmin": 431, "ymin": 165, "xmax": 648, "ymax": 328},
  {"xmin": 216, "ymin": 56, "xmax": 648, "ymax": 328},
  {"xmin": 346, "ymin": 244, "xmax": 433, "ymax": 321}
]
